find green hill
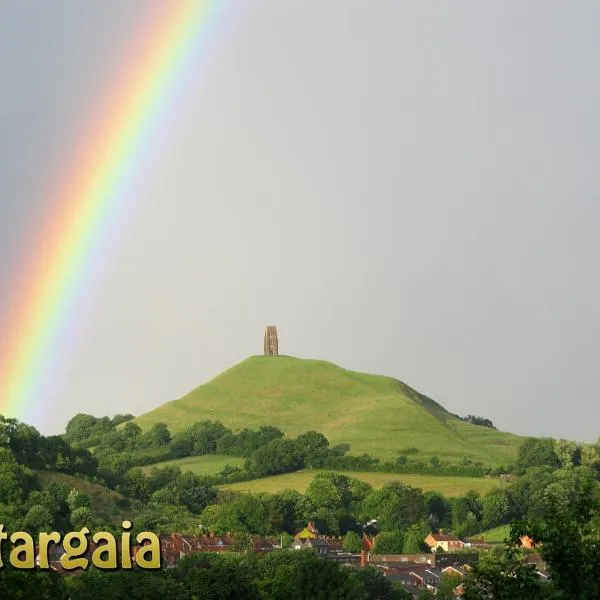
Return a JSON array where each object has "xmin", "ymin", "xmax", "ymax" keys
[
  {"xmin": 36, "ymin": 471, "xmax": 136, "ymax": 525},
  {"xmin": 133, "ymin": 355, "xmax": 522, "ymax": 466}
]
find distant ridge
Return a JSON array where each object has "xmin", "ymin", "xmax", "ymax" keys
[{"xmin": 133, "ymin": 355, "xmax": 521, "ymax": 466}]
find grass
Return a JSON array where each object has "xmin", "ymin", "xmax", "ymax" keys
[
  {"xmin": 479, "ymin": 525, "xmax": 511, "ymax": 542},
  {"xmin": 132, "ymin": 355, "xmax": 522, "ymax": 467},
  {"xmin": 36, "ymin": 471, "xmax": 138, "ymax": 524},
  {"xmin": 218, "ymin": 469, "xmax": 501, "ymax": 497},
  {"xmin": 139, "ymin": 454, "xmax": 245, "ymax": 476}
]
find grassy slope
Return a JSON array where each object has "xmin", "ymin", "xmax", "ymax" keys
[
  {"xmin": 139, "ymin": 454, "xmax": 245, "ymax": 476},
  {"xmin": 36, "ymin": 471, "xmax": 137, "ymax": 524},
  {"xmin": 479, "ymin": 524, "xmax": 511, "ymax": 542},
  {"xmin": 219, "ymin": 469, "xmax": 500, "ymax": 497},
  {"xmin": 133, "ymin": 355, "xmax": 522, "ymax": 466}
]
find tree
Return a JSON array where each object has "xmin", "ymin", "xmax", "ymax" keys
[
  {"xmin": 374, "ymin": 531, "xmax": 405, "ymax": 554},
  {"xmin": 169, "ymin": 432, "xmax": 194, "ymax": 458},
  {"xmin": 508, "ymin": 466, "xmax": 556, "ymax": 521},
  {"xmin": 510, "ymin": 466, "xmax": 600, "ymax": 599},
  {"xmin": 66, "ymin": 569, "xmax": 187, "ymax": 600},
  {"xmin": 0, "ymin": 448, "xmax": 33, "ymax": 505},
  {"xmin": 306, "ymin": 472, "xmax": 364, "ymax": 512},
  {"xmin": 200, "ymin": 504, "xmax": 243, "ymax": 534},
  {"xmin": 462, "ymin": 546, "xmax": 546, "ymax": 600},
  {"xmin": 257, "ymin": 550, "xmax": 365, "ymax": 600},
  {"xmin": 151, "ymin": 471, "xmax": 216, "ymax": 514},
  {"xmin": 231, "ymin": 531, "xmax": 253, "ymax": 553},
  {"xmin": 425, "ymin": 491, "xmax": 451, "ymax": 528},
  {"xmin": 145, "ymin": 422, "xmax": 171, "ymax": 447},
  {"xmin": 580, "ymin": 442, "xmax": 600, "ymax": 472},
  {"xmin": 67, "ymin": 489, "xmax": 91, "ymax": 512},
  {"xmin": 234, "ymin": 493, "xmax": 269, "ymax": 534},
  {"xmin": 71, "ymin": 506, "xmax": 92, "ymax": 529},
  {"xmin": 482, "ymin": 487, "xmax": 512, "ymax": 529},
  {"xmin": 264, "ymin": 490, "xmax": 312, "ymax": 533},
  {"xmin": 187, "ymin": 421, "xmax": 230, "ymax": 455},
  {"xmin": 64, "ymin": 414, "xmax": 99, "ymax": 443},
  {"xmin": 516, "ymin": 438, "xmax": 560, "ymax": 474},
  {"xmin": 429, "ymin": 456, "xmax": 441, "ymax": 469},
  {"xmin": 248, "ymin": 439, "xmax": 303, "ymax": 477},
  {"xmin": 343, "ymin": 530, "xmax": 363, "ymax": 553},
  {"xmin": 110, "ymin": 414, "xmax": 134, "ymax": 426},
  {"xmin": 451, "ymin": 491, "xmax": 483, "ymax": 537},
  {"xmin": 125, "ymin": 468, "xmax": 150, "ymax": 501},
  {"xmin": 438, "ymin": 572, "xmax": 463, "ymax": 600},
  {"xmin": 402, "ymin": 521, "xmax": 429, "ymax": 553},
  {"xmin": 554, "ymin": 439, "xmax": 580, "ymax": 468},
  {"xmin": 463, "ymin": 415, "xmax": 496, "ymax": 429},
  {"xmin": 121, "ymin": 422, "xmax": 142, "ymax": 449},
  {"xmin": 0, "ymin": 567, "xmax": 69, "ymax": 600},
  {"xmin": 352, "ymin": 566, "xmax": 411, "ymax": 599},
  {"xmin": 23, "ymin": 504, "xmax": 54, "ymax": 534},
  {"xmin": 182, "ymin": 556, "xmax": 261, "ymax": 600},
  {"xmin": 296, "ymin": 431, "xmax": 329, "ymax": 468},
  {"xmin": 361, "ymin": 482, "xmax": 426, "ymax": 532}
]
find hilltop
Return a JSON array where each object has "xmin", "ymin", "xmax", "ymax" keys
[{"xmin": 133, "ymin": 355, "xmax": 522, "ymax": 466}]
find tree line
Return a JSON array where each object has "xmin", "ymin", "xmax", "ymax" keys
[{"xmin": 1, "ymin": 548, "xmax": 410, "ymax": 600}]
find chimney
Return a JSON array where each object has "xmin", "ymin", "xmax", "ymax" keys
[{"xmin": 439, "ymin": 529, "xmax": 444, "ymax": 534}]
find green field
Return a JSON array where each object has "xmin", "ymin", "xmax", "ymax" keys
[
  {"xmin": 479, "ymin": 525, "xmax": 511, "ymax": 542},
  {"xmin": 219, "ymin": 469, "xmax": 501, "ymax": 497},
  {"xmin": 36, "ymin": 471, "xmax": 137, "ymax": 524},
  {"xmin": 139, "ymin": 454, "xmax": 245, "ymax": 476},
  {"xmin": 132, "ymin": 356, "xmax": 522, "ymax": 467}
]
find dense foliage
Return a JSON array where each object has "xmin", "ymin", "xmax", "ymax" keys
[
  {"xmin": 0, "ymin": 550, "xmax": 409, "ymax": 600},
  {"xmin": 64, "ymin": 413, "xmax": 498, "ymax": 481},
  {"xmin": 461, "ymin": 415, "xmax": 496, "ymax": 429},
  {"xmin": 4, "ymin": 411, "xmax": 600, "ymax": 597},
  {"xmin": 462, "ymin": 464, "xmax": 600, "ymax": 600}
]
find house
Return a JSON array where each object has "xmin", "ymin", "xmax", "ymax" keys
[
  {"xmin": 463, "ymin": 537, "xmax": 495, "ymax": 550},
  {"xmin": 442, "ymin": 564, "xmax": 468, "ymax": 578},
  {"xmin": 292, "ymin": 537, "xmax": 330, "ymax": 555},
  {"xmin": 34, "ymin": 540, "xmax": 136, "ymax": 575},
  {"xmin": 442, "ymin": 564, "xmax": 470, "ymax": 597},
  {"xmin": 424, "ymin": 531, "xmax": 464, "ymax": 552},
  {"xmin": 159, "ymin": 532, "xmax": 234, "ymax": 561},
  {"xmin": 525, "ymin": 553, "xmax": 550, "ymax": 580},
  {"xmin": 251, "ymin": 536, "xmax": 278, "ymax": 553},
  {"xmin": 412, "ymin": 566, "xmax": 442, "ymax": 592},
  {"xmin": 294, "ymin": 521, "xmax": 319, "ymax": 539},
  {"xmin": 520, "ymin": 535, "xmax": 539, "ymax": 549},
  {"xmin": 375, "ymin": 561, "xmax": 471, "ymax": 599},
  {"xmin": 324, "ymin": 536, "xmax": 344, "ymax": 553}
]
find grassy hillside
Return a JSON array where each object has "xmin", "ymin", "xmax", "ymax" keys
[
  {"xmin": 133, "ymin": 355, "xmax": 522, "ymax": 466},
  {"xmin": 139, "ymin": 454, "xmax": 245, "ymax": 476},
  {"xmin": 219, "ymin": 469, "xmax": 500, "ymax": 497},
  {"xmin": 479, "ymin": 524, "xmax": 511, "ymax": 542},
  {"xmin": 36, "ymin": 471, "xmax": 136, "ymax": 524}
]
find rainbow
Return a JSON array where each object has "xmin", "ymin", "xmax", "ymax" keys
[{"xmin": 0, "ymin": 0, "xmax": 229, "ymax": 424}]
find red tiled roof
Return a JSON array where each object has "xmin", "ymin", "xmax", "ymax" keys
[{"xmin": 429, "ymin": 533, "xmax": 461, "ymax": 542}]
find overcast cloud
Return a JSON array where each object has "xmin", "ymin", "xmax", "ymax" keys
[{"xmin": 0, "ymin": 1, "xmax": 599, "ymax": 440}]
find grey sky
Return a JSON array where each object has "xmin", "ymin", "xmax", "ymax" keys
[{"xmin": 1, "ymin": 1, "xmax": 599, "ymax": 440}]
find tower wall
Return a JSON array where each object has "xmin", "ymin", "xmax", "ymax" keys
[{"xmin": 264, "ymin": 326, "xmax": 279, "ymax": 356}]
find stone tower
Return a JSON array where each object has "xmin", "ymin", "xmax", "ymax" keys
[{"xmin": 264, "ymin": 326, "xmax": 279, "ymax": 356}]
